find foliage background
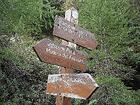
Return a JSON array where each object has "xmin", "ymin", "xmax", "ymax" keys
[
  {"xmin": 0, "ymin": 0, "xmax": 140, "ymax": 105},
  {"xmin": 76, "ymin": 0, "xmax": 140, "ymax": 104}
]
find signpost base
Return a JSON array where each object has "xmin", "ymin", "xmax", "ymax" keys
[{"xmin": 56, "ymin": 96, "xmax": 71, "ymax": 105}]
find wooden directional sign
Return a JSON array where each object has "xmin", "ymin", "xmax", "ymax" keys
[
  {"xmin": 33, "ymin": 39, "xmax": 87, "ymax": 71},
  {"xmin": 53, "ymin": 16, "xmax": 97, "ymax": 50},
  {"xmin": 46, "ymin": 73, "xmax": 99, "ymax": 100}
]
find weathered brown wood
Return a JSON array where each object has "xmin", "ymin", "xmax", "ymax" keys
[
  {"xmin": 56, "ymin": 7, "xmax": 79, "ymax": 105},
  {"xmin": 56, "ymin": 67, "xmax": 73, "ymax": 105},
  {"xmin": 46, "ymin": 73, "xmax": 99, "ymax": 100},
  {"xmin": 33, "ymin": 39, "xmax": 87, "ymax": 71},
  {"xmin": 56, "ymin": 96, "xmax": 71, "ymax": 105},
  {"xmin": 53, "ymin": 16, "xmax": 97, "ymax": 50}
]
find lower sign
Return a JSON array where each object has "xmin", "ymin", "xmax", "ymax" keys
[
  {"xmin": 46, "ymin": 73, "xmax": 99, "ymax": 99},
  {"xmin": 33, "ymin": 39, "xmax": 87, "ymax": 71}
]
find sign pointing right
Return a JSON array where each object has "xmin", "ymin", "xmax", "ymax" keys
[
  {"xmin": 53, "ymin": 16, "xmax": 97, "ymax": 50},
  {"xmin": 46, "ymin": 73, "xmax": 99, "ymax": 100}
]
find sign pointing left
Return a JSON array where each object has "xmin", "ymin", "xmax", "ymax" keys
[{"xmin": 33, "ymin": 39, "xmax": 87, "ymax": 71}]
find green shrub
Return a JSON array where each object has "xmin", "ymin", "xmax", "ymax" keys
[
  {"xmin": 91, "ymin": 76, "xmax": 140, "ymax": 105},
  {"xmin": 77, "ymin": 0, "xmax": 137, "ymax": 58},
  {"xmin": 76, "ymin": 0, "xmax": 139, "ymax": 80},
  {"xmin": 76, "ymin": 0, "xmax": 140, "ymax": 105},
  {"xmin": 0, "ymin": 37, "xmax": 57, "ymax": 105},
  {"xmin": 0, "ymin": 0, "xmax": 62, "ymax": 37}
]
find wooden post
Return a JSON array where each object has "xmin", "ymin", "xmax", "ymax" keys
[
  {"xmin": 33, "ymin": 1, "xmax": 98, "ymax": 104},
  {"xmin": 55, "ymin": 5, "xmax": 79, "ymax": 105}
]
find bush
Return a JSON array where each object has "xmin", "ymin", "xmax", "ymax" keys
[
  {"xmin": 78, "ymin": 0, "xmax": 137, "ymax": 57},
  {"xmin": 0, "ymin": 0, "xmax": 62, "ymax": 37},
  {"xmin": 0, "ymin": 37, "xmax": 57, "ymax": 105},
  {"xmin": 75, "ymin": 0, "xmax": 140, "ymax": 105},
  {"xmin": 92, "ymin": 76, "xmax": 140, "ymax": 105}
]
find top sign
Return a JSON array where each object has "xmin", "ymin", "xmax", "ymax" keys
[{"xmin": 53, "ymin": 16, "xmax": 97, "ymax": 50}]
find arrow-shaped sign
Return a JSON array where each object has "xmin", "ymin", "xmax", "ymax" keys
[
  {"xmin": 33, "ymin": 39, "xmax": 87, "ymax": 71},
  {"xmin": 46, "ymin": 73, "xmax": 99, "ymax": 100},
  {"xmin": 53, "ymin": 16, "xmax": 97, "ymax": 50}
]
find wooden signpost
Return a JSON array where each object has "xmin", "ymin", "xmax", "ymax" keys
[
  {"xmin": 46, "ymin": 73, "xmax": 98, "ymax": 100},
  {"xmin": 55, "ymin": 7, "xmax": 80, "ymax": 105},
  {"xmin": 33, "ymin": 3, "xmax": 99, "ymax": 105}
]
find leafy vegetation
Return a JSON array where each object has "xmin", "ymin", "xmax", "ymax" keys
[
  {"xmin": 0, "ymin": 36, "xmax": 57, "ymax": 105},
  {"xmin": 0, "ymin": 0, "xmax": 140, "ymax": 105},
  {"xmin": 0, "ymin": 0, "xmax": 62, "ymax": 38},
  {"xmin": 75, "ymin": 0, "xmax": 140, "ymax": 104}
]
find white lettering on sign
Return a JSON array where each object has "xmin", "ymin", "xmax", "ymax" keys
[
  {"xmin": 54, "ymin": 17, "xmax": 94, "ymax": 40},
  {"xmin": 47, "ymin": 74, "xmax": 97, "ymax": 86},
  {"xmin": 45, "ymin": 43, "xmax": 84, "ymax": 63},
  {"xmin": 47, "ymin": 43, "xmax": 73, "ymax": 54},
  {"xmin": 48, "ymin": 75, "xmax": 61, "ymax": 83},
  {"xmin": 62, "ymin": 74, "xmax": 97, "ymax": 86}
]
